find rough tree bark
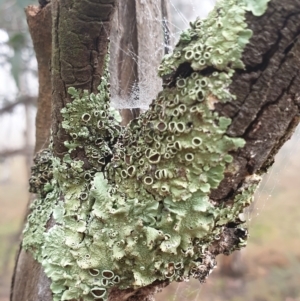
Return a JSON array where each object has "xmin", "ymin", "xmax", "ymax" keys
[
  {"xmin": 212, "ymin": 2, "xmax": 300, "ymax": 201},
  {"xmin": 10, "ymin": 1, "xmax": 300, "ymax": 301},
  {"xmin": 26, "ymin": 4, "xmax": 52, "ymax": 153}
]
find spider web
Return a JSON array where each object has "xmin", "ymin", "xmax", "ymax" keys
[
  {"xmin": 109, "ymin": 0, "xmax": 216, "ymax": 110},
  {"xmin": 246, "ymin": 125, "xmax": 300, "ymax": 226}
]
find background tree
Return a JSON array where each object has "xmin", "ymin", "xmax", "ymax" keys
[
  {"xmin": 0, "ymin": 0, "xmax": 38, "ymax": 173},
  {"xmin": 8, "ymin": 1, "xmax": 300, "ymax": 301}
]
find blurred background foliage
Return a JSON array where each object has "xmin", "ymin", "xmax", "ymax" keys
[
  {"xmin": 0, "ymin": 0, "xmax": 36, "ymax": 88},
  {"xmin": 0, "ymin": 0, "xmax": 36, "ymax": 171},
  {"xmin": 0, "ymin": 1, "xmax": 300, "ymax": 301}
]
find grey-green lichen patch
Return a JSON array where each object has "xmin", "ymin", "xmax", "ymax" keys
[
  {"xmin": 243, "ymin": 0, "xmax": 271, "ymax": 16},
  {"xmin": 158, "ymin": 0, "xmax": 254, "ymax": 79},
  {"xmin": 22, "ymin": 186, "xmax": 58, "ymax": 261},
  {"xmin": 23, "ymin": 0, "xmax": 269, "ymax": 300},
  {"xmin": 158, "ymin": 0, "xmax": 270, "ymax": 82},
  {"xmin": 23, "ymin": 149, "xmax": 57, "ymax": 261},
  {"xmin": 29, "ymin": 149, "xmax": 54, "ymax": 197},
  {"xmin": 216, "ymin": 174, "xmax": 261, "ymax": 228}
]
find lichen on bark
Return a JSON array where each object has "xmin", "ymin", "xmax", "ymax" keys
[{"xmin": 22, "ymin": 0, "xmax": 274, "ymax": 301}]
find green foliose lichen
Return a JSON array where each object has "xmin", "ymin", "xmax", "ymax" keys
[
  {"xmin": 23, "ymin": 0, "xmax": 269, "ymax": 300},
  {"xmin": 243, "ymin": 0, "xmax": 271, "ymax": 16}
]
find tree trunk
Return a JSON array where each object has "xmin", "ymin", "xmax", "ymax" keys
[
  {"xmin": 10, "ymin": 1, "xmax": 300, "ymax": 301},
  {"xmin": 10, "ymin": 5, "xmax": 53, "ymax": 301},
  {"xmin": 10, "ymin": 1, "xmax": 169, "ymax": 300},
  {"xmin": 109, "ymin": 0, "xmax": 170, "ymax": 125},
  {"xmin": 26, "ymin": 4, "xmax": 52, "ymax": 153}
]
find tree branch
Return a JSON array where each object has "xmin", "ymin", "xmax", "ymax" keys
[
  {"xmin": 212, "ymin": 0, "xmax": 300, "ymax": 201},
  {"xmin": 0, "ymin": 96, "xmax": 36, "ymax": 115},
  {"xmin": 110, "ymin": 0, "xmax": 300, "ymax": 299},
  {"xmin": 0, "ymin": 147, "xmax": 33, "ymax": 158}
]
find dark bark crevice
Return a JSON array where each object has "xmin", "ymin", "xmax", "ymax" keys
[{"xmin": 212, "ymin": 0, "xmax": 300, "ymax": 201}]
